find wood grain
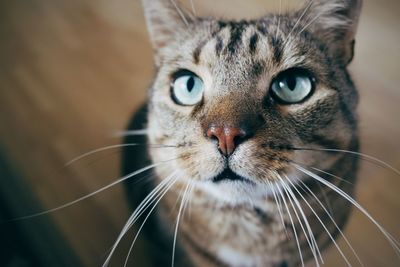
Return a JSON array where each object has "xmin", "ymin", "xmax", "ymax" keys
[{"xmin": 0, "ymin": 0, "xmax": 399, "ymax": 266}]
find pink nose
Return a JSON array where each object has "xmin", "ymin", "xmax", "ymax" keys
[{"xmin": 206, "ymin": 126, "xmax": 247, "ymax": 156}]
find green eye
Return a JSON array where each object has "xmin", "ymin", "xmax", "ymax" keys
[
  {"xmin": 270, "ymin": 69, "xmax": 315, "ymax": 104},
  {"xmin": 171, "ymin": 71, "xmax": 204, "ymax": 106}
]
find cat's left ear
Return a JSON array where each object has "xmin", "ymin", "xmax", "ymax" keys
[
  {"xmin": 141, "ymin": 0, "xmax": 193, "ymax": 65},
  {"xmin": 301, "ymin": 0, "xmax": 363, "ymax": 66}
]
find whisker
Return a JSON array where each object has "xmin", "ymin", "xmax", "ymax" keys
[
  {"xmin": 313, "ymin": 179, "xmax": 334, "ymax": 216},
  {"xmin": 66, "ymin": 144, "xmax": 143, "ymax": 166},
  {"xmin": 190, "ymin": 182, "xmax": 197, "ymax": 218},
  {"xmin": 285, "ymin": 176, "xmax": 353, "ymax": 267},
  {"xmin": 294, "ymin": 164, "xmax": 400, "ymax": 258},
  {"xmin": 275, "ymin": 180, "xmax": 305, "ymax": 267},
  {"xmin": 182, "ymin": 181, "xmax": 195, "ymax": 222},
  {"xmin": 293, "ymin": 162, "xmax": 352, "ymax": 216},
  {"xmin": 297, "ymin": 11, "xmax": 323, "ymax": 36},
  {"xmin": 189, "ymin": 0, "xmax": 196, "ymax": 16},
  {"xmin": 267, "ymin": 179, "xmax": 288, "ymax": 236},
  {"xmin": 283, "ymin": 175, "xmax": 324, "ymax": 264},
  {"xmin": 65, "ymin": 143, "xmax": 179, "ymax": 167},
  {"xmin": 123, "ymin": 173, "xmax": 177, "ymax": 232},
  {"xmin": 298, "ymin": 179, "xmax": 364, "ymax": 267},
  {"xmin": 170, "ymin": 176, "xmax": 191, "ymax": 214},
  {"xmin": 172, "ymin": 181, "xmax": 191, "ymax": 267},
  {"xmin": 171, "ymin": 0, "xmax": 189, "ymax": 26},
  {"xmin": 3, "ymin": 161, "xmax": 172, "ymax": 223},
  {"xmin": 284, "ymin": 0, "xmax": 314, "ymax": 44},
  {"xmin": 103, "ymin": 172, "xmax": 178, "ymax": 267},
  {"xmin": 278, "ymin": 175, "xmax": 322, "ymax": 266},
  {"xmin": 309, "ymin": 165, "xmax": 354, "ymax": 186},
  {"xmin": 123, "ymin": 173, "xmax": 179, "ymax": 267},
  {"xmin": 292, "ymin": 147, "xmax": 400, "ymax": 177}
]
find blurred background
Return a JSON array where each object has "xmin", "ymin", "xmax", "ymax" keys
[{"xmin": 0, "ymin": 0, "xmax": 399, "ymax": 266}]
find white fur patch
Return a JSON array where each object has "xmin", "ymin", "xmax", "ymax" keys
[
  {"xmin": 193, "ymin": 179, "xmax": 273, "ymax": 206},
  {"xmin": 217, "ymin": 246, "xmax": 260, "ymax": 267}
]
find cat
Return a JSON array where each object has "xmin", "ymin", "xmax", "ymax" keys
[{"xmin": 116, "ymin": 0, "xmax": 394, "ymax": 266}]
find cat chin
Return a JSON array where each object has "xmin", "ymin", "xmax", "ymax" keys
[
  {"xmin": 191, "ymin": 179, "xmax": 279, "ymax": 206},
  {"xmin": 216, "ymin": 246, "xmax": 262, "ymax": 267},
  {"xmin": 188, "ymin": 170, "xmax": 307, "ymax": 206}
]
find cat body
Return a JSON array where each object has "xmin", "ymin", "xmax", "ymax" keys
[{"xmin": 123, "ymin": 1, "xmax": 363, "ymax": 266}]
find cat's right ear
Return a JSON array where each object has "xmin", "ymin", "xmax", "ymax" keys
[
  {"xmin": 299, "ymin": 0, "xmax": 363, "ymax": 66},
  {"xmin": 141, "ymin": 0, "xmax": 192, "ymax": 65}
]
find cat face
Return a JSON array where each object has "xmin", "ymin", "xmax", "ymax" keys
[{"xmin": 143, "ymin": 0, "xmax": 362, "ymax": 204}]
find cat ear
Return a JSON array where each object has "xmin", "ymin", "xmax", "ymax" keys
[
  {"xmin": 300, "ymin": 0, "xmax": 363, "ymax": 66},
  {"xmin": 141, "ymin": 0, "xmax": 193, "ymax": 64}
]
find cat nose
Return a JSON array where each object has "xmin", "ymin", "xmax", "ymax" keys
[{"xmin": 206, "ymin": 126, "xmax": 247, "ymax": 156}]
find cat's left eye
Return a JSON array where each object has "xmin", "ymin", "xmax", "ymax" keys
[
  {"xmin": 171, "ymin": 71, "xmax": 204, "ymax": 106},
  {"xmin": 270, "ymin": 69, "xmax": 315, "ymax": 104}
]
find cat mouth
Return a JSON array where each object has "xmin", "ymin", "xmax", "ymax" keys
[{"xmin": 212, "ymin": 168, "xmax": 253, "ymax": 184}]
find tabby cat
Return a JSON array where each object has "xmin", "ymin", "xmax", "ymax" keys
[{"xmin": 120, "ymin": 0, "xmax": 367, "ymax": 266}]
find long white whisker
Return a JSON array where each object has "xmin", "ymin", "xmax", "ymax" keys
[
  {"xmin": 315, "ymin": 181, "xmax": 334, "ymax": 215},
  {"xmin": 189, "ymin": 182, "xmax": 196, "ymax": 219},
  {"xmin": 275, "ymin": 180, "xmax": 305, "ymax": 267},
  {"xmin": 170, "ymin": 177, "xmax": 190, "ymax": 214},
  {"xmin": 285, "ymin": 177, "xmax": 353, "ymax": 267},
  {"xmin": 65, "ymin": 144, "xmax": 141, "ymax": 166},
  {"xmin": 121, "ymin": 172, "xmax": 179, "ymax": 235},
  {"xmin": 295, "ymin": 164, "xmax": 400, "ymax": 258},
  {"xmin": 284, "ymin": 0, "xmax": 314, "ymax": 44},
  {"xmin": 309, "ymin": 165, "xmax": 354, "ymax": 185},
  {"xmin": 65, "ymin": 143, "xmax": 181, "ymax": 167},
  {"xmin": 171, "ymin": 0, "xmax": 189, "ymax": 26},
  {"xmin": 103, "ymin": 172, "xmax": 177, "ymax": 267},
  {"xmin": 297, "ymin": 11, "xmax": 323, "ymax": 35},
  {"xmin": 182, "ymin": 181, "xmax": 195, "ymax": 221},
  {"xmin": 172, "ymin": 181, "xmax": 191, "ymax": 267},
  {"xmin": 295, "ymin": 148, "xmax": 400, "ymax": 176},
  {"xmin": 267, "ymin": 180, "xmax": 288, "ymax": 236},
  {"xmin": 298, "ymin": 179, "xmax": 364, "ymax": 267},
  {"xmin": 123, "ymin": 174, "xmax": 179, "ymax": 267},
  {"xmin": 7, "ymin": 162, "xmax": 168, "ymax": 222},
  {"xmin": 282, "ymin": 175, "xmax": 324, "ymax": 264},
  {"xmin": 278, "ymin": 175, "xmax": 322, "ymax": 266},
  {"xmin": 189, "ymin": 0, "xmax": 196, "ymax": 16}
]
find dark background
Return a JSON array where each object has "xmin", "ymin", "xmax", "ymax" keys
[{"xmin": 0, "ymin": 0, "xmax": 399, "ymax": 266}]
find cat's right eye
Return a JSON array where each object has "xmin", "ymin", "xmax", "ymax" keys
[{"xmin": 171, "ymin": 71, "xmax": 204, "ymax": 106}]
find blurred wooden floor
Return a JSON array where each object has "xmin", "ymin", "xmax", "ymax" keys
[{"xmin": 0, "ymin": 0, "xmax": 399, "ymax": 266}]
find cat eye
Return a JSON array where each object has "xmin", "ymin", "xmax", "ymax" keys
[
  {"xmin": 270, "ymin": 69, "xmax": 315, "ymax": 104},
  {"xmin": 171, "ymin": 71, "xmax": 204, "ymax": 106}
]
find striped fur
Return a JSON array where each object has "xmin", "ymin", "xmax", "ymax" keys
[{"xmin": 125, "ymin": 1, "xmax": 363, "ymax": 266}]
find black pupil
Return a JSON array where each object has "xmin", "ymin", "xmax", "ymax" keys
[
  {"xmin": 285, "ymin": 75, "xmax": 297, "ymax": 91},
  {"xmin": 187, "ymin": 77, "xmax": 195, "ymax": 92}
]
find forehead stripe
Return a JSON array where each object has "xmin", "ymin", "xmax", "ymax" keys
[
  {"xmin": 256, "ymin": 20, "xmax": 269, "ymax": 35},
  {"xmin": 193, "ymin": 39, "xmax": 207, "ymax": 64},
  {"xmin": 227, "ymin": 21, "xmax": 248, "ymax": 54},
  {"xmin": 249, "ymin": 33, "xmax": 259, "ymax": 54},
  {"xmin": 215, "ymin": 35, "xmax": 224, "ymax": 56},
  {"xmin": 270, "ymin": 36, "xmax": 283, "ymax": 63}
]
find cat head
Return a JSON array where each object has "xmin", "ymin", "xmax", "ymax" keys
[{"xmin": 141, "ymin": 0, "xmax": 362, "ymax": 204}]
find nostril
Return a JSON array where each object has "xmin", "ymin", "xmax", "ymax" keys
[
  {"xmin": 209, "ymin": 134, "xmax": 219, "ymax": 143},
  {"xmin": 233, "ymin": 132, "xmax": 246, "ymax": 146}
]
